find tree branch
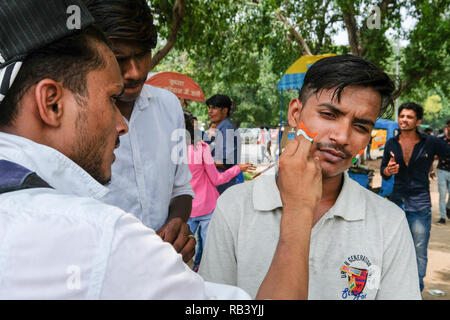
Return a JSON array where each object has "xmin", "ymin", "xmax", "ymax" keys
[
  {"xmin": 393, "ymin": 68, "xmax": 432, "ymax": 100},
  {"xmin": 149, "ymin": 0, "xmax": 185, "ymax": 70},
  {"xmin": 276, "ymin": 11, "xmax": 312, "ymax": 55},
  {"xmin": 341, "ymin": 8, "xmax": 361, "ymax": 56}
]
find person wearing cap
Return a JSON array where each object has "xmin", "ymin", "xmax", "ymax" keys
[
  {"xmin": 199, "ymin": 55, "xmax": 422, "ymax": 300},
  {"xmin": 83, "ymin": 0, "xmax": 196, "ymax": 262},
  {"xmin": 0, "ymin": 0, "xmax": 322, "ymax": 300},
  {"xmin": 205, "ymin": 94, "xmax": 247, "ymax": 194}
]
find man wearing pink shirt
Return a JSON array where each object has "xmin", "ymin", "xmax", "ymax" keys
[{"xmin": 184, "ymin": 112, "xmax": 254, "ymax": 271}]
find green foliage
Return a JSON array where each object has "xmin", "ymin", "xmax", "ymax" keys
[{"xmin": 149, "ymin": 0, "xmax": 449, "ymax": 127}]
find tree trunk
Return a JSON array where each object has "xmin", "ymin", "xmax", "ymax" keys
[{"xmin": 342, "ymin": 10, "xmax": 361, "ymax": 56}]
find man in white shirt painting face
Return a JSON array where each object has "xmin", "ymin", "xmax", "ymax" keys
[
  {"xmin": 84, "ymin": 0, "xmax": 196, "ymax": 262},
  {"xmin": 0, "ymin": 0, "xmax": 322, "ymax": 300}
]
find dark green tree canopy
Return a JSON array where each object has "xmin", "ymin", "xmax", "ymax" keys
[{"xmin": 148, "ymin": 0, "xmax": 449, "ymax": 128}]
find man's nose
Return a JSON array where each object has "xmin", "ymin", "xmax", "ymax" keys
[
  {"xmin": 121, "ymin": 58, "xmax": 140, "ymax": 80},
  {"xmin": 116, "ymin": 112, "xmax": 129, "ymax": 136},
  {"xmin": 329, "ymin": 120, "xmax": 351, "ymax": 146}
]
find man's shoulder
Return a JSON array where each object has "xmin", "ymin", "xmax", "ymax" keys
[
  {"xmin": 385, "ymin": 135, "xmax": 398, "ymax": 146},
  {"xmin": 218, "ymin": 118, "xmax": 236, "ymax": 131},
  {"xmin": 138, "ymin": 84, "xmax": 184, "ymax": 125},
  {"xmin": 215, "ymin": 175, "xmax": 280, "ymax": 221},
  {"xmin": 356, "ymin": 181, "xmax": 405, "ymax": 225},
  {"xmin": 217, "ymin": 179, "xmax": 255, "ymax": 207},
  {"xmin": 0, "ymin": 188, "xmax": 127, "ymax": 225},
  {"xmin": 215, "ymin": 179, "xmax": 259, "ymax": 219},
  {"xmin": 141, "ymin": 84, "xmax": 181, "ymax": 107}
]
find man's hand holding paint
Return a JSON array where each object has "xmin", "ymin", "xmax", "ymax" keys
[
  {"xmin": 257, "ymin": 122, "xmax": 321, "ymax": 300},
  {"xmin": 277, "ymin": 122, "xmax": 322, "ymax": 215},
  {"xmin": 383, "ymin": 151, "xmax": 399, "ymax": 177}
]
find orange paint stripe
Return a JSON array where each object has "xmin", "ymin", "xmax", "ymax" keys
[{"xmin": 298, "ymin": 122, "xmax": 317, "ymax": 139}]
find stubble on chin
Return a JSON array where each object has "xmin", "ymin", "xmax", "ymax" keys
[{"xmin": 72, "ymin": 109, "xmax": 111, "ymax": 185}]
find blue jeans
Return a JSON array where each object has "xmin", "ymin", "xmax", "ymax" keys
[
  {"xmin": 188, "ymin": 212, "xmax": 213, "ymax": 270},
  {"xmin": 405, "ymin": 209, "xmax": 432, "ymax": 292},
  {"xmin": 437, "ymin": 169, "xmax": 450, "ymax": 219}
]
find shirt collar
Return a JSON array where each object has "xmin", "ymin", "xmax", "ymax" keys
[
  {"xmin": 134, "ymin": 84, "xmax": 153, "ymax": 111},
  {"xmin": 253, "ymin": 169, "xmax": 366, "ymax": 221},
  {"xmin": 0, "ymin": 132, "xmax": 109, "ymax": 199},
  {"xmin": 394, "ymin": 129, "xmax": 427, "ymax": 141},
  {"xmin": 216, "ymin": 118, "xmax": 233, "ymax": 131}
]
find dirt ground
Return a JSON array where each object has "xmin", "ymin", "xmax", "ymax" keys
[{"xmin": 365, "ymin": 159, "xmax": 450, "ymax": 300}]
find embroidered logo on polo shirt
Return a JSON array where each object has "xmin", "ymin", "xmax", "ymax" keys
[{"xmin": 340, "ymin": 254, "xmax": 380, "ymax": 300}]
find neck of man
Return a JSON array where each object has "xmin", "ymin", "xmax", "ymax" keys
[
  {"xmin": 116, "ymin": 100, "xmax": 136, "ymax": 121},
  {"xmin": 399, "ymin": 127, "xmax": 420, "ymax": 140},
  {"xmin": 213, "ymin": 118, "xmax": 226, "ymax": 127},
  {"xmin": 313, "ymin": 172, "xmax": 344, "ymax": 226}
]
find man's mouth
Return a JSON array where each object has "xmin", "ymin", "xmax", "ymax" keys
[
  {"xmin": 124, "ymin": 79, "xmax": 145, "ymax": 89},
  {"xmin": 316, "ymin": 143, "xmax": 352, "ymax": 163},
  {"xmin": 319, "ymin": 149, "xmax": 346, "ymax": 163}
]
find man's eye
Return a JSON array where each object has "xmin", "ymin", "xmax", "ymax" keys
[
  {"xmin": 320, "ymin": 112, "xmax": 335, "ymax": 118},
  {"xmin": 355, "ymin": 124, "xmax": 370, "ymax": 133}
]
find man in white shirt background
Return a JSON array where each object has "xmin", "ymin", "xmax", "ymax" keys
[{"xmin": 84, "ymin": 0, "xmax": 196, "ymax": 262}]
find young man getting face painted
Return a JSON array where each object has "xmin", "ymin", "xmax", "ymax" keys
[{"xmin": 199, "ymin": 54, "xmax": 422, "ymax": 300}]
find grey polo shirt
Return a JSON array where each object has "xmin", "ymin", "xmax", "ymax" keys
[{"xmin": 199, "ymin": 171, "xmax": 421, "ymax": 300}]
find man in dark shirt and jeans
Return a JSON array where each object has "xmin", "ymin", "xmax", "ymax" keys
[
  {"xmin": 437, "ymin": 119, "xmax": 450, "ymax": 224},
  {"xmin": 206, "ymin": 94, "xmax": 252, "ymax": 194},
  {"xmin": 381, "ymin": 103, "xmax": 450, "ymax": 292}
]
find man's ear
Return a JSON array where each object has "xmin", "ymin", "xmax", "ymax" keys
[
  {"xmin": 34, "ymin": 79, "xmax": 64, "ymax": 128},
  {"xmin": 288, "ymin": 98, "xmax": 302, "ymax": 128},
  {"xmin": 417, "ymin": 119, "xmax": 423, "ymax": 126}
]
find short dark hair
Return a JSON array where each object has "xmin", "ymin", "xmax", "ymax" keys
[
  {"xmin": 206, "ymin": 94, "xmax": 232, "ymax": 117},
  {"xmin": 0, "ymin": 26, "xmax": 109, "ymax": 127},
  {"xmin": 83, "ymin": 0, "xmax": 157, "ymax": 51},
  {"xmin": 398, "ymin": 102, "xmax": 424, "ymax": 120},
  {"xmin": 299, "ymin": 54, "xmax": 395, "ymax": 118}
]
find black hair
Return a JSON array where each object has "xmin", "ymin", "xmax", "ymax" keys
[
  {"xmin": 299, "ymin": 54, "xmax": 395, "ymax": 118},
  {"xmin": 0, "ymin": 25, "xmax": 109, "ymax": 127},
  {"xmin": 183, "ymin": 110, "xmax": 202, "ymax": 146},
  {"xmin": 83, "ymin": 0, "xmax": 157, "ymax": 51},
  {"xmin": 206, "ymin": 94, "xmax": 232, "ymax": 117},
  {"xmin": 398, "ymin": 102, "xmax": 424, "ymax": 120},
  {"xmin": 183, "ymin": 110, "xmax": 194, "ymax": 145}
]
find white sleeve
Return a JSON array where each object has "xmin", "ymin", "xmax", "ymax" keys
[
  {"xmin": 376, "ymin": 214, "xmax": 422, "ymax": 300},
  {"xmin": 100, "ymin": 214, "xmax": 248, "ymax": 299}
]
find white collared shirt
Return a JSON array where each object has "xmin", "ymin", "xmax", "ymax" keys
[
  {"xmin": 199, "ymin": 170, "xmax": 422, "ymax": 300},
  {"xmin": 101, "ymin": 85, "xmax": 195, "ymax": 230},
  {"xmin": 0, "ymin": 132, "xmax": 249, "ymax": 299}
]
